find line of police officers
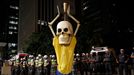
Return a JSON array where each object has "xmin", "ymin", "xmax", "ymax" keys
[
  {"xmin": 7, "ymin": 48, "xmax": 134, "ymax": 75},
  {"xmin": 8, "ymin": 54, "xmax": 57, "ymax": 75},
  {"xmin": 73, "ymin": 49, "xmax": 134, "ymax": 75},
  {"xmin": 75, "ymin": 49, "xmax": 134, "ymax": 75},
  {"xmin": 73, "ymin": 51, "xmax": 114, "ymax": 75}
]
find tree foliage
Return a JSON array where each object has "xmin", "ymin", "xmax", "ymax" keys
[{"xmin": 23, "ymin": 26, "xmax": 55, "ymax": 55}]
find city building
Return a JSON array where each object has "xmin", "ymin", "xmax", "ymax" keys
[
  {"xmin": 8, "ymin": 0, "xmax": 19, "ymax": 54},
  {"xmin": 0, "ymin": 0, "xmax": 19, "ymax": 59},
  {"xmin": 18, "ymin": 0, "xmax": 76, "ymax": 53},
  {"xmin": 78, "ymin": 0, "xmax": 134, "ymax": 51},
  {"xmin": 0, "ymin": 0, "xmax": 8, "ymax": 59},
  {"xmin": 1, "ymin": 0, "xmax": 134, "ymax": 56},
  {"xmin": 18, "ymin": 0, "xmax": 55, "ymax": 52}
]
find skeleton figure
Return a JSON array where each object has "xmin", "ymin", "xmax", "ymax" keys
[
  {"xmin": 57, "ymin": 21, "xmax": 73, "ymax": 44},
  {"xmin": 48, "ymin": 2, "xmax": 80, "ymax": 74},
  {"xmin": 48, "ymin": 2, "xmax": 80, "ymax": 45}
]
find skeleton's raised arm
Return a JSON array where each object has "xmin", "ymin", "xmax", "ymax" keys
[
  {"xmin": 67, "ymin": 5, "xmax": 80, "ymax": 36},
  {"xmin": 48, "ymin": 6, "xmax": 60, "ymax": 37}
]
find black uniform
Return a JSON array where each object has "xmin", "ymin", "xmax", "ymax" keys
[
  {"xmin": 77, "ymin": 57, "xmax": 85, "ymax": 75},
  {"xmin": 89, "ymin": 55, "xmax": 96, "ymax": 75},
  {"xmin": 131, "ymin": 52, "xmax": 134, "ymax": 75},
  {"xmin": 20, "ymin": 60, "xmax": 28, "ymax": 75},
  {"xmin": 95, "ymin": 53, "xmax": 102, "ymax": 74},
  {"xmin": 103, "ymin": 52, "xmax": 113, "ymax": 75},
  {"xmin": 118, "ymin": 53, "xmax": 129, "ymax": 75}
]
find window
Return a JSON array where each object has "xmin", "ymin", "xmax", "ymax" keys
[
  {"xmin": 12, "ymin": 43, "xmax": 16, "ymax": 47},
  {"xmin": 9, "ymin": 21, "xmax": 18, "ymax": 25},
  {"xmin": 9, "ymin": 16, "xmax": 18, "ymax": 20},
  {"xmin": 10, "ymin": 5, "xmax": 19, "ymax": 10},
  {"xmin": 9, "ymin": 26, "xmax": 14, "ymax": 29},
  {"xmin": 9, "ymin": 31, "xmax": 13, "ymax": 34},
  {"xmin": 8, "ymin": 43, "xmax": 17, "ymax": 48},
  {"xmin": 83, "ymin": 6, "xmax": 88, "ymax": 10},
  {"xmin": 14, "ymin": 27, "xmax": 17, "ymax": 30}
]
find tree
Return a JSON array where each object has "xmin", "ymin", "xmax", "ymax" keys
[{"xmin": 23, "ymin": 26, "xmax": 55, "ymax": 55}]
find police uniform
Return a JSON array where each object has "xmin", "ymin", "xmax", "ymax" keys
[
  {"xmin": 20, "ymin": 58, "xmax": 28, "ymax": 75},
  {"xmin": 103, "ymin": 52, "xmax": 113, "ymax": 75},
  {"xmin": 117, "ymin": 49, "xmax": 129, "ymax": 75},
  {"xmin": 35, "ymin": 56, "xmax": 43, "ymax": 75},
  {"xmin": 79, "ymin": 53, "xmax": 88, "ymax": 75},
  {"xmin": 42, "ymin": 55, "xmax": 49, "ymax": 75},
  {"xmin": 95, "ymin": 52, "xmax": 102, "ymax": 74},
  {"xmin": 75, "ymin": 54, "xmax": 80, "ymax": 75},
  {"xmin": 89, "ymin": 53, "xmax": 96, "ymax": 75},
  {"xmin": 28, "ymin": 56, "xmax": 35, "ymax": 75},
  {"xmin": 13, "ymin": 58, "xmax": 20, "ymax": 75},
  {"xmin": 72, "ymin": 56, "xmax": 78, "ymax": 75},
  {"xmin": 11, "ymin": 59, "xmax": 16, "ymax": 75},
  {"xmin": 51, "ymin": 55, "xmax": 57, "ymax": 75},
  {"xmin": 131, "ymin": 52, "xmax": 134, "ymax": 75}
]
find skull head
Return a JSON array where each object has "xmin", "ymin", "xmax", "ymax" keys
[{"xmin": 56, "ymin": 21, "xmax": 73, "ymax": 45}]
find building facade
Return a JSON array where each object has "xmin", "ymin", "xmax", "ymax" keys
[
  {"xmin": 0, "ymin": 0, "xmax": 19, "ymax": 58},
  {"xmin": 18, "ymin": 0, "xmax": 57, "ymax": 52},
  {"xmin": 18, "ymin": 0, "xmax": 76, "ymax": 53},
  {"xmin": 77, "ymin": 0, "xmax": 134, "ymax": 50},
  {"xmin": 8, "ymin": 0, "xmax": 19, "ymax": 54}
]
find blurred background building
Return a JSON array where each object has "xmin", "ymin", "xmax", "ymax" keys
[
  {"xmin": 0, "ymin": 0, "xmax": 19, "ymax": 59},
  {"xmin": 18, "ymin": 0, "xmax": 76, "ymax": 54},
  {"xmin": 0, "ymin": 0, "xmax": 134, "ymax": 58},
  {"xmin": 76, "ymin": 0, "xmax": 134, "ymax": 53},
  {"xmin": 18, "ymin": 0, "xmax": 55, "ymax": 52}
]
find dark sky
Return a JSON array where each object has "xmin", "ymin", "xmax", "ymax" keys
[
  {"xmin": 120, "ymin": 1, "xmax": 134, "ymax": 25},
  {"xmin": 0, "ymin": 0, "xmax": 134, "ymax": 29},
  {"xmin": 0, "ymin": 0, "xmax": 8, "ymax": 33},
  {"xmin": 0, "ymin": 0, "xmax": 134, "ymax": 48}
]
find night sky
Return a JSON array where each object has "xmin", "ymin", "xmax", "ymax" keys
[
  {"xmin": 0, "ymin": 1, "xmax": 133, "ymax": 26},
  {"xmin": 0, "ymin": 0, "xmax": 134, "ymax": 49},
  {"xmin": 113, "ymin": 1, "xmax": 134, "ymax": 48},
  {"xmin": 120, "ymin": 1, "xmax": 134, "ymax": 25}
]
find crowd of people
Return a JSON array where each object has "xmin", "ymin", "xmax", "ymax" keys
[
  {"xmin": 73, "ymin": 52, "xmax": 113, "ymax": 75},
  {"xmin": 1, "ymin": 48, "xmax": 134, "ymax": 75},
  {"xmin": 73, "ymin": 48, "xmax": 134, "ymax": 75},
  {"xmin": 6, "ymin": 54, "xmax": 55, "ymax": 75}
]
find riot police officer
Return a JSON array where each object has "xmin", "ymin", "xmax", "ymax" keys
[
  {"xmin": 117, "ymin": 49, "xmax": 129, "ymax": 75},
  {"xmin": 80, "ymin": 53, "xmax": 88, "ymax": 75},
  {"xmin": 13, "ymin": 55, "xmax": 20, "ymax": 75},
  {"xmin": 10, "ymin": 58, "xmax": 16, "ymax": 75},
  {"xmin": 75, "ymin": 53, "xmax": 81, "ymax": 74},
  {"xmin": 89, "ymin": 53, "xmax": 96, "ymax": 75},
  {"xmin": 103, "ymin": 51, "xmax": 113, "ymax": 75},
  {"xmin": 27, "ymin": 55, "xmax": 35, "ymax": 75},
  {"xmin": 51, "ymin": 55, "xmax": 57, "ymax": 75},
  {"xmin": 72, "ymin": 54, "xmax": 78, "ymax": 75},
  {"xmin": 35, "ymin": 54, "xmax": 43, "ymax": 75},
  {"xmin": 19, "ymin": 57, "xmax": 28, "ymax": 75},
  {"xmin": 42, "ymin": 55, "xmax": 49, "ymax": 75},
  {"xmin": 95, "ymin": 52, "xmax": 102, "ymax": 75},
  {"xmin": 71, "ymin": 53, "xmax": 81, "ymax": 75},
  {"xmin": 130, "ymin": 47, "xmax": 134, "ymax": 75}
]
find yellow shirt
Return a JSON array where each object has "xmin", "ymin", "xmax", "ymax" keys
[{"xmin": 53, "ymin": 36, "xmax": 76, "ymax": 74}]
